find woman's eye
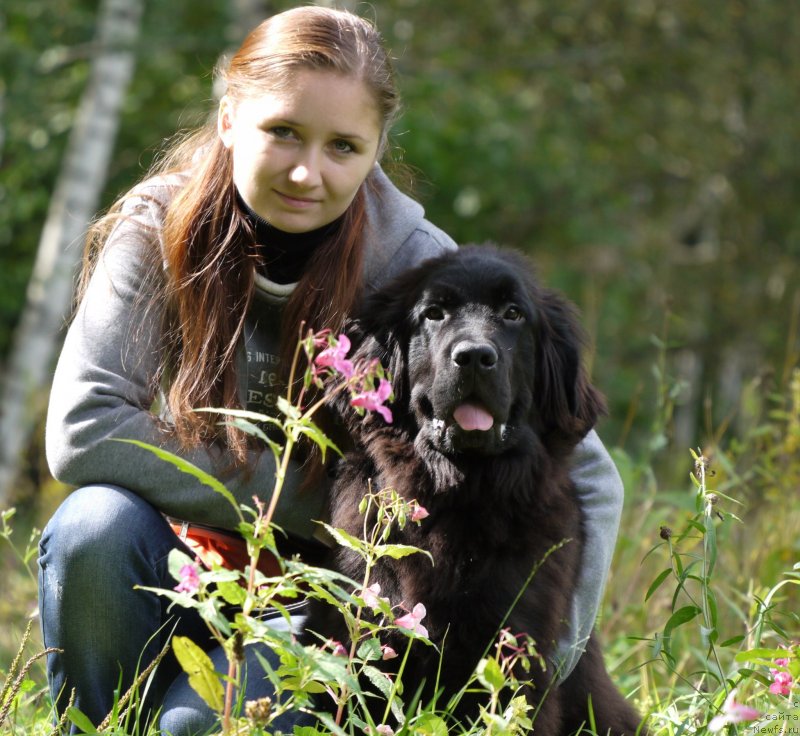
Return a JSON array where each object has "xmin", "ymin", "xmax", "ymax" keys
[
  {"xmin": 504, "ymin": 305, "xmax": 523, "ymax": 321},
  {"xmin": 332, "ymin": 139, "xmax": 355, "ymax": 154},
  {"xmin": 423, "ymin": 305, "xmax": 445, "ymax": 321},
  {"xmin": 268, "ymin": 126, "xmax": 295, "ymax": 140}
]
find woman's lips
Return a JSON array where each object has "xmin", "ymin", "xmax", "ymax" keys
[{"xmin": 275, "ymin": 190, "xmax": 320, "ymax": 208}]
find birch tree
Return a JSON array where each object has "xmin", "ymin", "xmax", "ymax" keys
[{"xmin": 0, "ymin": 0, "xmax": 144, "ymax": 504}]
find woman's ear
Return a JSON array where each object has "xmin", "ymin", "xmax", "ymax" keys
[{"xmin": 217, "ymin": 95, "xmax": 235, "ymax": 148}]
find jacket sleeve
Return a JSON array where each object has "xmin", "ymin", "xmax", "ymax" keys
[
  {"xmin": 45, "ymin": 199, "xmax": 319, "ymax": 535},
  {"xmin": 555, "ymin": 428, "xmax": 624, "ymax": 679}
]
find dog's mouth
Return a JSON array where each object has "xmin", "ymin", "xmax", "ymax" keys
[
  {"xmin": 412, "ymin": 387, "xmax": 516, "ymax": 455},
  {"xmin": 422, "ymin": 398, "xmax": 513, "ymax": 455},
  {"xmin": 452, "ymin": 401, "xmax": 495, "ymax": 432}
]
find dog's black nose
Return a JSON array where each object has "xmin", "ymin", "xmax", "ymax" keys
[{"xmin": 452, "ymin": 341, "xmax": 498, "ymax": 370}]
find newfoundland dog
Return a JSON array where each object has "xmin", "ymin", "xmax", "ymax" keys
[{"xmin": 304, "ymin": 245, "xmax": 645, "ymax": 734}]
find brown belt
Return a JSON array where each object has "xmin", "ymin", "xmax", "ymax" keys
[
  {"xmin": 167, "ymin": 518, "xmax": 330, "ymax": 578},
  {"xmin": 168, "ymin": 519, "xmax": 283, "ymax": 577}
]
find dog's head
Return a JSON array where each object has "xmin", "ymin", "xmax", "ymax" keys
[{"xmin": 335, "ymin": 245, "xmax": 605, "ymax": 461}]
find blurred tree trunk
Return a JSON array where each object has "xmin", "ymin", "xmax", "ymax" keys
[{"xmin": 0, "ymin": 0, "xmax": 144, "ymax": 505}]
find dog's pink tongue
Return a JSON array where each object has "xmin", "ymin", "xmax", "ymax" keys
[{"xmin": 453, "ymin": 403, "xmax": 494, "ymax": 432}]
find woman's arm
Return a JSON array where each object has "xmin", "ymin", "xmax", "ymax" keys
[{"xmin": 555, "ymin": 428, "xmax": 625, "ymax": 679}]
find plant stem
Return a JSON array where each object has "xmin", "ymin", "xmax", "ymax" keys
[
  {"xmin": 695, "ymin": 458, "xmax": 727, "ymax": 690},
  {"xmin": 221, "ymin": 655, "xmax": 238, "ymax": 735}
]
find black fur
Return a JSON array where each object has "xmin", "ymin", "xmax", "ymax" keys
[{"xmin": 304, "ymin": 245, "xmax": 645, "ymax": 734}]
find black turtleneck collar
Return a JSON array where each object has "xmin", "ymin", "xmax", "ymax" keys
[{"xmin": 237, "ymin": 193, "xmax": 344, "ymax": 285}]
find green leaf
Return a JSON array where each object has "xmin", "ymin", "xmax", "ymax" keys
[
  {"xmin": 374, "ymin": 543, "xmax": 433, "ymax": 564},
  {"xmin": 357, "ymin": 638, "xmax": 383, "ymax": 662},
  {"xmin": 411, "ymin": 713, "xmax": 450, "ymax": 736},
  {"xmin": 116, "ymin": 440, "xmax": 240, "ymax": 518},
  {"xmin": 66, "ymin": 706, "xmax": 98, "ymax": 734},
  {"xmin": 226, "ymin": 417, "xmax": 272, "ymax": 443},
  {"xmin": 362, "ymin": 664, "xmax": 394, "ymax": 700},
  {"xmin": 198, "ymin": 408, "xmax": 285, "ymax": 446},
  {"xmin": 705, "ymin": 588, "xmax": 719, "ymax": 631},
  {"xmin": 277, "ymin": 396, "xmax": 302, "ymax": 421},
  {"xmin": 735, "ymin": 647, "xmax": 791, "ymax": 664},
  {"xmin": 172, "ymin": 636, "xmax": 224, "ymax": 712},
  {"xmin": 319, "ymin": 523, "xmax": 369, "ymax": 556},
  {"xmin": 720, "ymin": 635, "xmax": 746, "ymax": 648},
  {"xmin": 197, "ymin": 406, "xmax": 273, "ymax": 423},
  {"xmin": 216, "ymin": 579, "xmax": 247, "ymax": 606},
  {"xmin": 664, "ymin": 605, "xmax": 702, "ymax": 642},
  {"xmin": 476, "ymin": 657, "xmax": 506, "ymax": 693},
  {"xmin": 645, "ymin": 568, "xmax": 672, "ymax": 601},
  {"xmin": 295, "ymin": 422, "xmax": 342, "ymax": 461}
]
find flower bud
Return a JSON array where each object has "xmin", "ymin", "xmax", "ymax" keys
[{"xmin": 245, "ymin": 697, "xmax": 272, "ymax": 725}]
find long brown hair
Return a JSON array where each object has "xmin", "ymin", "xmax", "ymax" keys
[{"xmin": 81, "ymin": 7, "xmax": 401, "ymax": 461}]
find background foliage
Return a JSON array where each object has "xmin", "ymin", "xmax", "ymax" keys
[
  {"xmin": 1, "ymin": 0, "xmax": 799, "ymax": 719},
  {"xmin": 4, "ymin": 0, "xmax": 799, "ymax": 461}
]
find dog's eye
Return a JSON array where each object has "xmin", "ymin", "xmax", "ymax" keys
[
  {"xmin": 422, "ymin": 305, "xmax": 445, "ymax": 321},
  {"xmin": 504, "ymin": 305, "xmax": 524, "ymax": 321}
]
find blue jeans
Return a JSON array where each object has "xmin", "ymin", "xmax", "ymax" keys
[{"xmin": 38, "ymin": 485, "xmax": 312, "ymax": 735}]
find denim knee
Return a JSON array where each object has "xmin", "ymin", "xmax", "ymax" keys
[
  {"xmin": 38, "ymin": 485, "xmax": 192, "ymax": 725},
  {"xmin": 40, "ymin": 484, "xmax": 171, "ymax": 567}
]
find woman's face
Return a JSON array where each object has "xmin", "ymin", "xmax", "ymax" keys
[{"xmin": 218, "ymin": 69, "xmax": 382, "ymax": 233}]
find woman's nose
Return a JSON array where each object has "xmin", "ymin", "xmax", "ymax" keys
[{"xmin": 288, "ymin": 151, "xmax": 322, "ymax": 187}]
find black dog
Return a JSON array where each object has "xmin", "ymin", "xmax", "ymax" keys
[{"xmin": 305, "ymin": 245, "xmax": 644, "ymax": 734}]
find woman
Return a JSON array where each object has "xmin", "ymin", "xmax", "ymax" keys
[{"xmin": 38, "ymin": 6, "xmax": 623, "ymax": 735}]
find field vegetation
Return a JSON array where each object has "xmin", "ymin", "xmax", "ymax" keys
[{"xmin": 1, "ymin": 337, "xmax": 798, "ymax": 735}]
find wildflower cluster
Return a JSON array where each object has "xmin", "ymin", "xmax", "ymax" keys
[
  {"xmin": 173, "ymin": 562, "xmax": 201, "ymax": 595},
  {"xmin": 121, "ymin": 327, "xmax": 405, "ymax": 734},
  {"xmin": 395, "ymin": 602, "xmax": 429, "ymax": 638},
  {"xmin": 306, "ymin": 330, "xmax": 394, "ymax": 423},
  {"xmin": 769, "ymin": 646, "xmax": 798, "ymax": 697}
]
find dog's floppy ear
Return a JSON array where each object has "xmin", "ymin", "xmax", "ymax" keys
[{"xmin": 534, "ymin": 288, "xmax": 607, "ymax": 447}]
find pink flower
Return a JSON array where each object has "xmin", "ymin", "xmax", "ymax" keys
[
  {"xmin": 709, "ymin": 689, "xmax": 761, "ymax": 732},
  {"xmin": 769, "ymin": 652, "xmax": 796, "ymax": 696},
  {"xmin": 374, "ymin": 726, "xmax": 395, "ymax": 736},
  {"xmin": 174, "ymin": 563, "xmax": 201, "ymax": 595},
  {"xmin": 325, "ymin": 639, "xmax": 348, "ymax": 656},
  {"xmin": 410, "ymin": 501, "xmax": 429, "ymax": 522},
  {"xmin": 381, "ymin": 645, "xmax": 398, "ymax": 660},
  {"xmin": 360, "ymin": 583, "xmax": 389, "ymax": 612},
  {"xmin": 770, "ymin": 671, "xmax": 794, "ymax": 696},
  {"xmin": 315, "ymin": 334, "xmax": 354, "ymax": 380},
  {"xmin": 351, "ymin": 377, "xmax": 393, "ymax": 423},
  {"xmin": 395, "ymin": 602, "xmax": 429, "ymax": 638}
]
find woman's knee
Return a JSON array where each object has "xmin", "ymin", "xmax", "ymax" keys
[
  {"xmin": 40, "ymin": 485, "xmax": 164, "ymax": 561},
  {"xmin": 38, "ymin": 484, "xmax": 179, "ymax": 601}
]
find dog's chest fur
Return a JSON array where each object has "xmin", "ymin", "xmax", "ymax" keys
[{"xmin": 326, "ymin": 443, "xmax": 585, "ymax": 660}]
